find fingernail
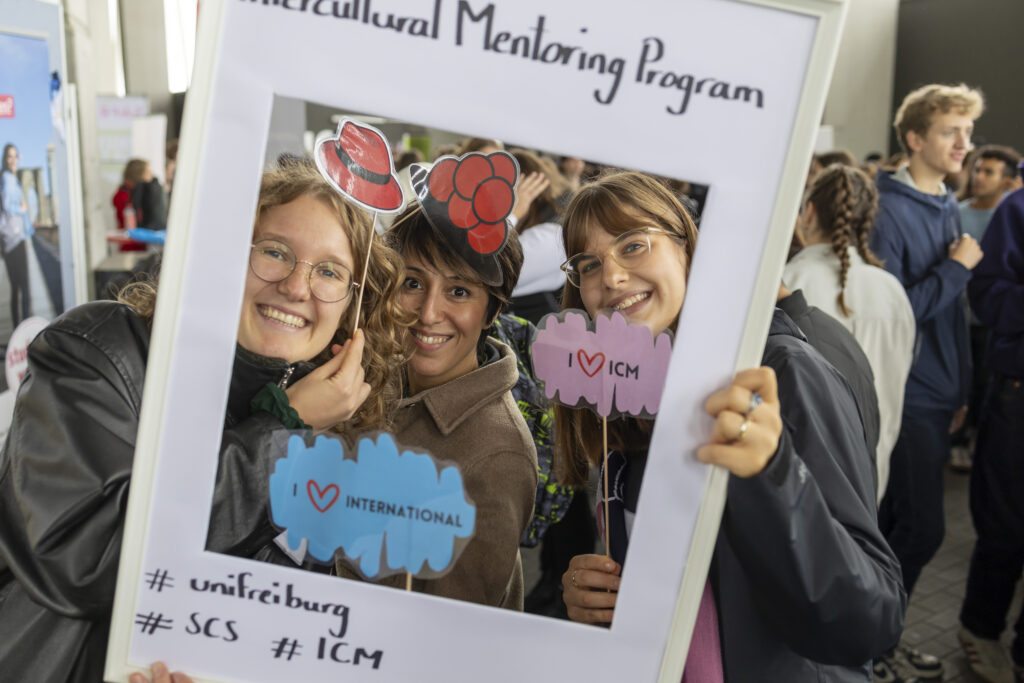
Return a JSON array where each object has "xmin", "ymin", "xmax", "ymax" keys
[
  {"xmin": 129, "ymin": 675, "xmax": 145, "ymax": 683},
  {"xmin": 153, "ymin": 662, "xmax": 168, "ymax": 676}
]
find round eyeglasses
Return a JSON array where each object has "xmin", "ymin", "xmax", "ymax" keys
[
  {"xmin": 561, "ymin": 227, "xmax": 677, "ymax": 288},
  {"xmin": 249, "ymin": 239, "xmax": 359, "ymax": 303}
]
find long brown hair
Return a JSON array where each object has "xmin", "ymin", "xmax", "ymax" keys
[
  {"xmin": 804, "ymin": 164, "xmax": 883, "ymax": 317},
  {"xmin": 119, "ymin": 158, "xmax": 411, "ymax": 433},
  {"xmin": 554, "ymin": 171, "xmax": 698, "ymax": 487}
]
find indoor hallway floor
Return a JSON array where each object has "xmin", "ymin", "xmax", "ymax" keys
[
  {"xmin": 523, "ymin": 466, "xmax": 1024, "ymax": 681},
  {"xmin": 901, "ymin": 467, "xmax": 1022, "ymax": 682}
]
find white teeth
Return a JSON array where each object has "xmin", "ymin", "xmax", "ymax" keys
[
  {"xmin": 259, "ymin": 306, "xmax": 307, "ymax": 328},
  {"xmin": 613, "ymin": 292, "xmax": 650, "ymax": 311},
  {"xmin": 412, "ymin": 330, "xmax": 448, "ymax": 345}
]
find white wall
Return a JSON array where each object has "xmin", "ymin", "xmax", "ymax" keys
[
  {"xmin": 119, "ymin": 0, "xmax": 170, "ymax": 114},
  {"xmin": 822, "ymin": 0, "xmax": 900, "ymax": 159},
  {"xmin": 63, "ymin": 0, "xmax": 126, "ymax": 272}
]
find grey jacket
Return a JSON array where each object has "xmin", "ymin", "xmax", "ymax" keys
[
  {"xmin": 0, "ymin": 301, "xmax": 311, "ymax": 682},
  {"xmin": 336, "ymin": 338, "xmax": 538, "ymax": 609}
]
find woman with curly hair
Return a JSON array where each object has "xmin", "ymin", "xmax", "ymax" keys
[
  {"xmin": 784, "ymin": 164, "xmax": 915, "ymax": 502},
  {"xmin": 0, "ymin": 158, "xmax": 409, "ymax": 682}
]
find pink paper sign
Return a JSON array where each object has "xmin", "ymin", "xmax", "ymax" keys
[{"xmin": 531, "ymin": 310, "xmax": 673, "ymax": 418}]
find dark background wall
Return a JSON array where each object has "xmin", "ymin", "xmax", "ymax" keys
[{"xmin": 892, "ymin": 0, "xmax": 1023, "ymax": 155}]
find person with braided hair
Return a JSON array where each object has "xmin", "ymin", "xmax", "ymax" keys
[{"xmin": 785, "ymin": 164, "xmax": 914, "ymax": 506}]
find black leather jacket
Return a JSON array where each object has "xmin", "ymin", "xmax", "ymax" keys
[{"xmin": 0, "ymin": 301, "xmax": 313, "ymax": 682}]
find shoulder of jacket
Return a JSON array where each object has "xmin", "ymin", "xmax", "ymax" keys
[
  {"xmin": 38, "ymin": 301, "xmax": 150, "ymax": 376},
  {"xmin": 48, "ymin": 301, "xmax": 145, "ymax": 337}
]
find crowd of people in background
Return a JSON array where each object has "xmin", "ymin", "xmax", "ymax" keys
[
  {"xmin": 415, "ymin": 82, "xmax": 1023, "ymax": 683},
  {"xmin": 2, "ymin": 81, "xmax": 1023, "ymax": 683},
  {"xmin": 110, "ymin": 140, "xmax": 176, "ymax": 252}
]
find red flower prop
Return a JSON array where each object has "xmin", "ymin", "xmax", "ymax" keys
[{"xmin": 425, "ymin": 153, "xmax": 517, "ymax": 255}]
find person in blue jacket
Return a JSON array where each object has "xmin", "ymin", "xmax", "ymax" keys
[
  {"xmin": 869, "ymin": 82, "xmax": 985, "ymax": 681},
  {"xmin": 1, "ymin": 143, "xmax": 34, "ymax": 327},
  {"xmin": 958, "ymin": 181, "xmax": 1024, "ymax": 683}
]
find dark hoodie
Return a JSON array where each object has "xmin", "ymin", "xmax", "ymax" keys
[
  {"xmin": 871, "ymin": 169, "xmax": 971, "ymax": 411},
  {"xmin": 969, "ymin": 186, "xmax": 1024, "ymax": 378}
]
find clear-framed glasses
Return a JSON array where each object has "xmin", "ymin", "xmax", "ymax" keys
[
  {"xmin": 561, "ymin": 226, "xmax": 678, "ymax": 288},
  {"xmin": 249, "ymin": 239, "xmax": 359, "ymax": 303}
]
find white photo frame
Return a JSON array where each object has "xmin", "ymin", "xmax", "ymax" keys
[{"xmin": 107, "ymin": 0, "xmax": 848, "ymax": 681}]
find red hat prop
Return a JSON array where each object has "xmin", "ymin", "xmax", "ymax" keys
[
  {"xmin": 409, "ymin": 151, "xmax": 519, "ymax": 286},
  {"xmin": 314, "ymin": 118, "xmax": 404, "ymax": 214}
]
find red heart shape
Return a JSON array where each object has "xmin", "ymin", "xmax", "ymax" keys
[
  {"xmin": 577, "ymin": 350, "xmax": 606, "ymax": 378},
  {"xmin": 307, "ymin": 480, "xmax": 340, "ymax": 513}
]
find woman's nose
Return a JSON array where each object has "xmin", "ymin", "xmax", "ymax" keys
[
  {"xmin": 417, "ymin": 290, "xmax": 444, "ymax": 324},
  {"xmin": 277, "ymin": 263, "xmax": 312, "ymax": 301},
  {"xmin": 601, "ymin": 255, "xmax": 629, "ymax": 288}
]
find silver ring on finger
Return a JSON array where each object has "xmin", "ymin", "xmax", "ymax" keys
[
  {"xmin": 571, "ymin": 569, "xmax": 580, "ymax": 588},
  {"xmin": 745, "ymin": 391, "xmax": 763, "ymax": 416},
  {"xmin": 735, "ymin": 417, "xmax": 750, "ymax": 443}
]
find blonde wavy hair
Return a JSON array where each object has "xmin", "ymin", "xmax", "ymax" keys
[
  {"xmin": 119, "ymin": 158, "xmax": 413, "ymax": 433},
  {"xmin": 893, "ymin": 83, "xmax": 984, "ymax": 154}
]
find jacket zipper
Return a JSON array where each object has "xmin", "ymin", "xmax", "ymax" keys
[{"xmin": 278, "ymin": 365, "xmax": 295, "ymax": 389}]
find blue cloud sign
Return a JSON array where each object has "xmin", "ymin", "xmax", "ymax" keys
[{"xmin": 269, "ymin": 432, "xmax": 476, "ymax": 580}]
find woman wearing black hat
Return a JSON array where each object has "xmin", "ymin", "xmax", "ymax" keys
[{"xmin": 334, "ymin": 152, "xmax": 538, "ymax": 609}]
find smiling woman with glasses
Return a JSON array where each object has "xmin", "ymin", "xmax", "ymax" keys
[
  {"xmin": 555, "ymin": 171, "xmax": 904, "ymax": 682},
  {"xmin": 0, "ymin": 158, "xmax": 410, "ymax": 683}
]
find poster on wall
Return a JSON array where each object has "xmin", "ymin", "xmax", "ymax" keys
[
  {"xmin": 104, "ymin": 0, "xmax": 848, "ymax": 681},
  {"xmin": 0, "ymin": 0, "xmax": 86, "ymax": 430},
  {"xmin": 96, "ymin": 94, "xmax": 150, "ymax": 212}
]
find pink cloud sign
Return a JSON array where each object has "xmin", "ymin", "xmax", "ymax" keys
[{"xmin": 531, "ymin": 310, "xmax": 674, "ymax": 419}]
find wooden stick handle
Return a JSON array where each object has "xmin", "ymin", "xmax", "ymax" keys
[
  {"xmin": 351, "ymin": 212, "xmax": 377, "ymax": 331},
  {"xmin": 603, "ymin": 416, "xmax": 610, "ymax": 559}
]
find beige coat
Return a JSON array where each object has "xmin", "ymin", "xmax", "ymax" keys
[{"xmin": 335, "ymin": 339, "xmax": 537, "ymax": 609}]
